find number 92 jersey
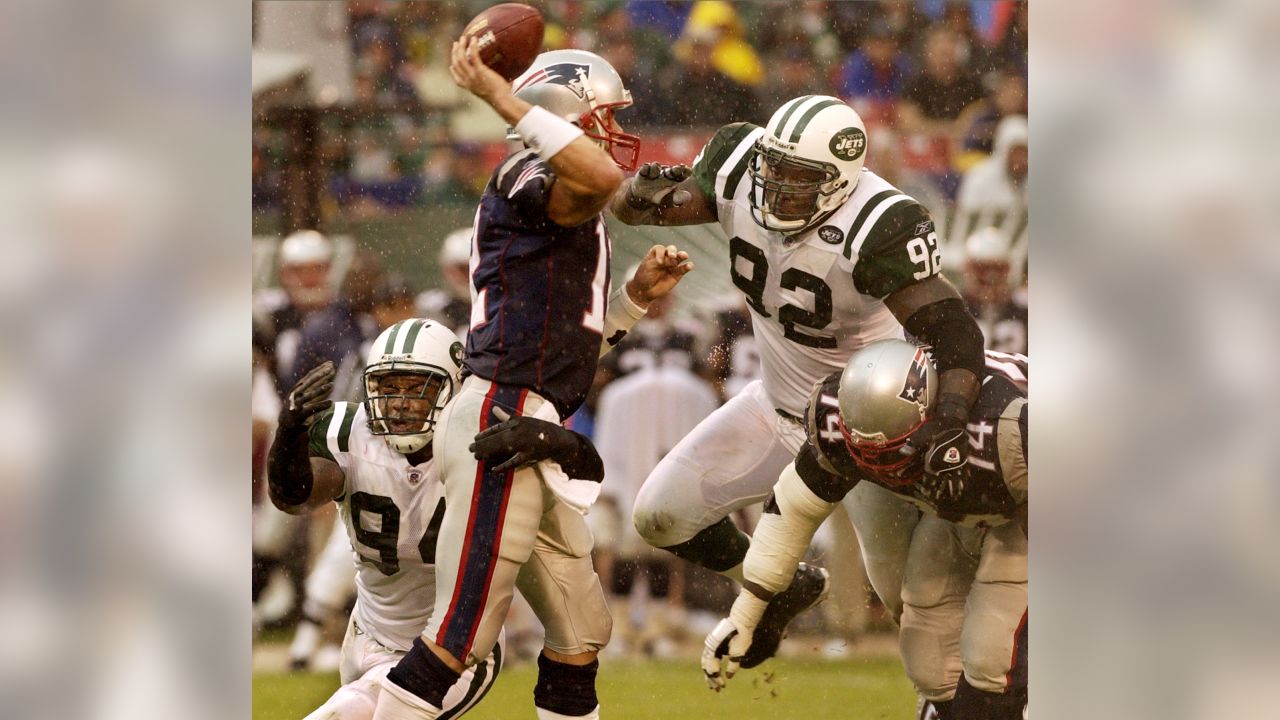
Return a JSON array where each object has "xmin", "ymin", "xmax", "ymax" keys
[
  {"xmin": 692, "ymin": 122, "xmax": 944, "ymax": 417},
  {"xmin": 308, "ymin": 401, "xmax": 446, "ymax": 652}
]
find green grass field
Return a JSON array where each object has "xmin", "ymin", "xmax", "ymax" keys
[{"xmin": 254, "ymin": 657, "xmax": 915, "ymax": 719}]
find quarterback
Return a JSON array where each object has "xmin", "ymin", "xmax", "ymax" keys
[
  {"xmin": 704, "ymin": 340, "xmax": 1028, "ymax": 720},
  {"xmin": 610, "ymin": 95, "xmax": 988, "ymax": 666},
  {"xmin": 267, "ymin": 318, "xmax": 607, "ymax": 719}
]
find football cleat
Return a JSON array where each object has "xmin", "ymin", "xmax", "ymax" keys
[{"xmin": 739, "ymin": 562, "xmax": 831, "ymax": 668}]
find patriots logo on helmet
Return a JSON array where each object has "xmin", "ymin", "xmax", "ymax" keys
[
  {"xmin": 897, "ymin": 348, "xmax": 930, "ymax": 406},
  {"xmin": 514, "ymin": 62, "xmax": 592, "ymax": 101}
]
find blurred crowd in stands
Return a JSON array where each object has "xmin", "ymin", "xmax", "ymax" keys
[
  {"xmin": 252, "ymin": 0, "xmax": 1028, "ymax": 668},
  {"xmin": 254, "ymin": 0, "xmax": 1026, "ymax": 218}
]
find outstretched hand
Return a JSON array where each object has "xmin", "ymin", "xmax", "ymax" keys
[
  {"xmin": 279, "ymin": 361, "xmax": 335, "ymax": 432},
  {"xmin": 448, "ymin": 34, "xmax": 513, "ymax": 105},
  {"xmin": 626, "ymin": 244, "xmax": 695, "ymax": 307},
  {"xmin": 626, "ymin": 162, "xmax": 693, "ymax": 210}
]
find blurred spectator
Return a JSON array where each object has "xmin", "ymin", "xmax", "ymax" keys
[
  {"xmin": 939, "ymin": 1, "xmax": 993, "ymax": 74},
  {"xmin": 288, "ymin": 248, "xmax": 385, "ymax": 397},
  {"xmin": 756, "ymin": 1, "xmax": 841, "ymax": 65},
  {"xmin": 988, "ymin": 1, "xmax": 1028, "ymax": 77},
  {"xmin": 897, "ymin": 27, "xmax": 985, "ymax": 138},
  {"xmin": 253, "ymin": 230, "xmax": 337, "ymax": 396},
  {"xmin": 953, "ymin": 114, "xmax": 1028, "ymax": 282},
  {"xmin": 955, "ymin": 70, "xmax": 1027, "ymax": 169},
  {"xmin": 960, "ymin": 226, "xmax": 1027, "ymax": 355},
  {"xmin": 681, "ymin": 1, "xmax": 764, "ymax": 89},
  {"xmin": 626, "ymin": 0, "xmax": 693, "ymax": 42},
  {"xmin": 652, "ymin": 27, "xmax": 758, "ymax": 126},
  {"xmin": 874, "ymin": 0, "xmax": 930, "ymax": 53},
  {"xmin": 836, "ymin": 19, "xmax": 912, "ymax": 117},
  {"xmin": 758, "ymin": 44, "xmax": 829, "ymax": 115},
  {"xmin": 864, "ymin": 126, "xmax": 949, "ymax": 226},
  {"xmin": 416, "ymin": 225, "xmax": 473, "ymax": 338}
]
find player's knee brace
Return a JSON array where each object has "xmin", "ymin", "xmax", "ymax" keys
[
  {"xmin": 654, "ymin": 516, "xmax": 751, "ymax": 572},
  {"xmin": 952, "ymin": 674, "xmax": 1026, "ymax": 720},
  {"xmin": 533, "ymin": 653, "xmax": 599, "ymax": 718},
  {"xmin": 384, "ymin": 639, "xmax": 461, "ymax": 711}
]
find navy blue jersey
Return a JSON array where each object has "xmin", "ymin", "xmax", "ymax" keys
[{"xmin": 464, "ymin": 149, "xmax": 611, "ymax": 419}]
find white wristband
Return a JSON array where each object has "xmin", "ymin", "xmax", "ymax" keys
[
  {"xmin": 598, "ymin": 283, "xmax": 649, "ymax": 359},
  {"xmin": 514, "ymin": 105, "xmax": 584, "ymax": 160}
]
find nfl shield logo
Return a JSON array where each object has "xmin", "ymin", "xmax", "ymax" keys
[{"xmin": 407, "ymin": 469, "xmax": 422, "ymax": 485}]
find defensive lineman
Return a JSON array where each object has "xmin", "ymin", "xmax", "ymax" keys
[
  {"xmin": 267, "ymin": 318, "xmax": 607, "ymax": 718},
  {"xmin": 611, "ymin": 95, "xmax": 988, "ymax": 665},
  {"xmin": 704, "ymin": 340, "xmax": 1028, "ymax": 719},
  {"xmin": 372, "ymin": 41, "xmax": 692, "ymax": 720}
]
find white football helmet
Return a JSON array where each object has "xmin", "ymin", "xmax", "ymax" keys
[
  {"xmin": 509, "ymin": 49, "xmax": 641, "ymax": 170},
  {"xmin": 363, "ymin": 318, "xmax": 465, "ymax": 454},
  {"xmin": 749, "ymin": 95, "xmax": 868, "ymax": 234},
  {"xmin": 837, "ymin": 339, "xmax": 936, "ymax": 482}
]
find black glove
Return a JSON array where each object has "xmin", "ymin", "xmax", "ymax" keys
[
  {"xmin": 279, "ymin": 361, "xmax": 335, "ymax": 432},
  {"xmin": 626, "ymin": 162, "xmax": 693, "ymax": 210},
  {"xmin": 901, "ymin": 395, "xmax": 969, "ymax": 505},
  {"xmin": 469, "ymin": 408, "xmax": 580, "ymax": 474}
]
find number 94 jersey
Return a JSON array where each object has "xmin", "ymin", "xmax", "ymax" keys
[
  {"xmin": 692, "ymin": 122, "xmax": 944, "ymax": 417},
  {"xmin": 308, "ymin": 401, "xmax": 446, "ymax": 652}
]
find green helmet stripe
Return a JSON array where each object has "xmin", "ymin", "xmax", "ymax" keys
[
  {"xmin": 401, "ymin": 319, "xmax": 425, "ymax": 354},
  {"xmin": 788, "ymin": 99, "xmax": 843, "ymax": 143},
  {"xmin": 383, "ymin": 320, "xmax": 404, "ymax": 356},
  {"xmin": 769, "ymin": 95, "xmax": 815, "ymax": 137}
]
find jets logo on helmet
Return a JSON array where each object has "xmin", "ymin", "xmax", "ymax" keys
[
  {"xmin": 829, "ymin": 127, "xmax": 866, "ymax": 161},
  {"xmin": 748, "ymin": 95, "xmax": 869, "ymax": 234},
  {"xmin": 514, "ymin": 62, "xmax": 592, "ymax": 101}
]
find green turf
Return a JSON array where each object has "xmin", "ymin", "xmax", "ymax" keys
[{"xmin": 254, "ymin": 657, "xmax": 915, "ymax": 719}]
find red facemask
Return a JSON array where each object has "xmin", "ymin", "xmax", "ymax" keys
[
  {"xmin": 579, "ymin": 103, "xmax": 641, "ymax": 171},
  {"xmin": 838, "ymin": 415, "xmax": 926, "ymax": 487}
]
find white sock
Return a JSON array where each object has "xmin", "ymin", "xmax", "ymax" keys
[{"xmin": 535, "ymin": 705, "xmax": 600, "ymax": 720}]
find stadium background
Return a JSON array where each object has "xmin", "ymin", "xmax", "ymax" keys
[{"xmin": 251, "ymin": 1, "xmax": 1027, "ymax": 717}]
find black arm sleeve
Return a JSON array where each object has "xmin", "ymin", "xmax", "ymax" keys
[
  {"xmin": 902, "ymin": 297, "xmax": 986, "ymax": 377},
  {"xmin": 267, "ymin": 424, "xmax": 314, "ymax": 510},
  {"xmin": 553, "ymin": 430, "xmax": 606, "ymax": 483},
  {"xmin": 795, "ymin": 442, "xmax": 858, "ymax": 503}
]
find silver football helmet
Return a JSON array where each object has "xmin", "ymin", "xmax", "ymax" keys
[
  {"xmin": 837, "ymin": 339, "xmax": 937, "ymax": 481},
  {"xmin": 749, "ymin": 95, "xmax": 868, "ymax": 235},
  {"xmin": 363, "ymin": 318, "xmax": 464, "ymax": 454},
  {"xmin": 509, "ymin": 49, "xmax": 641, "ymax": 170}
]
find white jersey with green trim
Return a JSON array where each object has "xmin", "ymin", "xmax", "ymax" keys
[
  {"xmin": 315, "ymin": 401, "xmax": 447, "ymax": 652},
  {"xmin": 691, "ymin": 122, "xmax": 945, "ymax": 417}
]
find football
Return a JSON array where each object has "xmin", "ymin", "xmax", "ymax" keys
[{"xmin": 460, "ymin": 3, "xmax": 545, "ymax": 81}]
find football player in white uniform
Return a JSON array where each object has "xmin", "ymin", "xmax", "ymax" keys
[
  {"xmin": 703, "ymin": 340, "xmax": 1028, "ymax": 720},
  {"xmin": 267, "ymin": 318, "xmax": 607, "ymax": 720},
  {"xmin": 610, "ymin": 95, "xmax": 988, "ymax": 667}
]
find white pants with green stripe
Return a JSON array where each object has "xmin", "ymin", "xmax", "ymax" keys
[{"xmin": 302, "ymin": 615, "xmax": 504, "ymax": 720}]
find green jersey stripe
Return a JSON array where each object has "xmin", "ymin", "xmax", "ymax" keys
[
  {"xmin": 847, "ymin": 194, "xmax": 914, "ymax": 261},
  {"xmin": 769, "ymin": 95, "xmax": 814, "ymax": 137},
  {"xmin": 841, "ymin": 190, "xmax": 902, "ymax": 258},
  {"xmin": 717, "ymin": 127, "xmax": 765, "ymax": 200},
  {"xmin": 336, "ymin": 402, "xmax": 357, "ymax": 453},
  {"xmin": 788, "ymin": 99, "xmax": 843, "ymax": 142}
]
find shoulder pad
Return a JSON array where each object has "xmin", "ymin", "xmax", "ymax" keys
[
  {"xmin": 803, "ymin": 372, "xmax": 856, "ymax": 476},
  {"xmin": 692, "ymin": 122, "xmax": 764, "ymax": 201}
]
